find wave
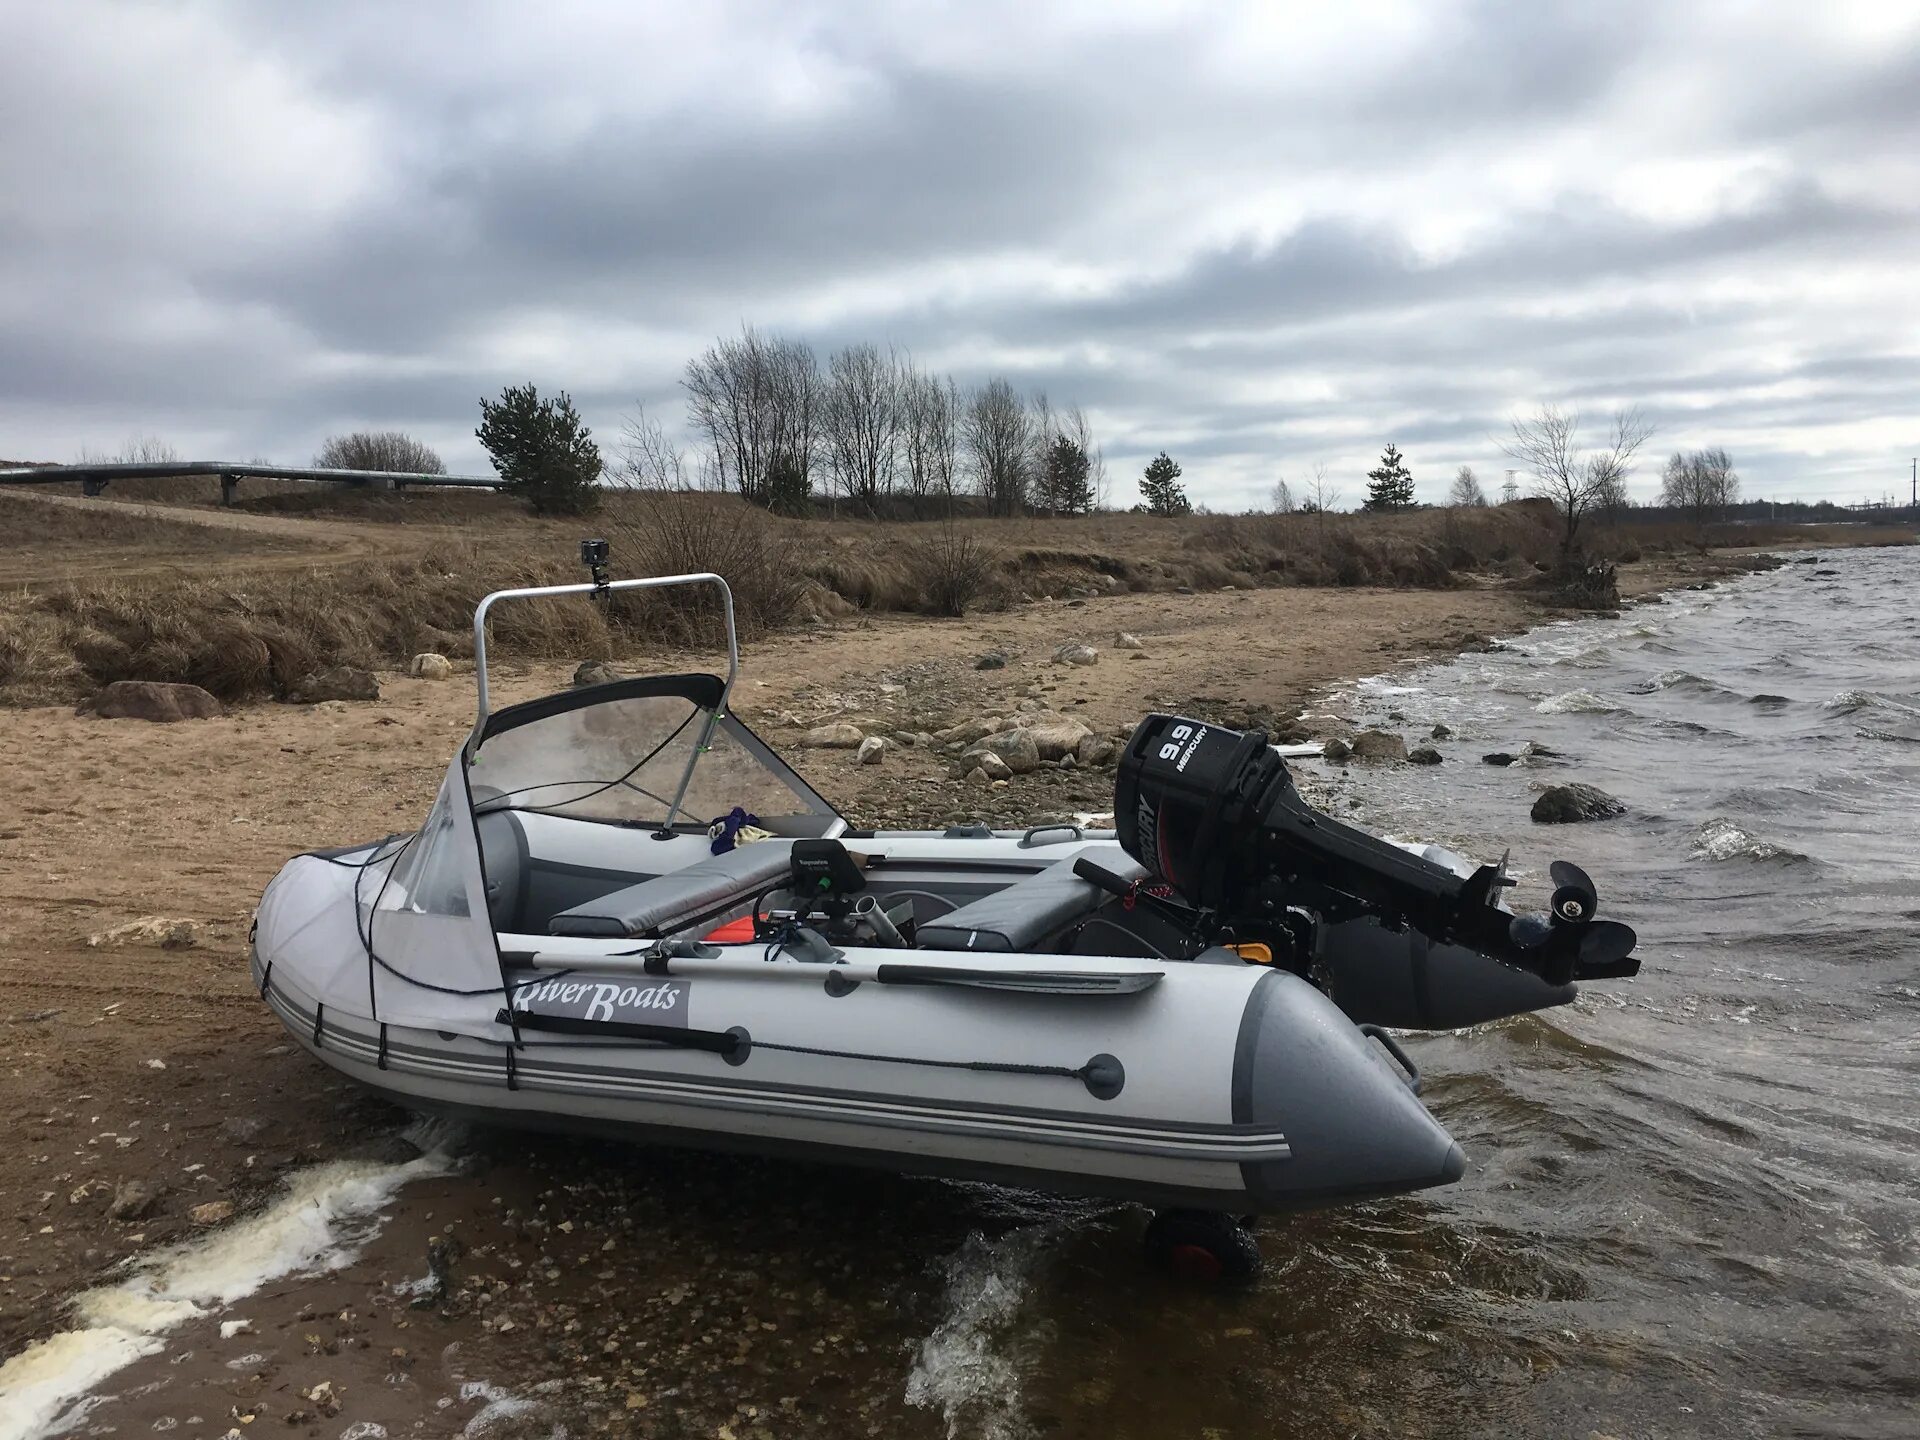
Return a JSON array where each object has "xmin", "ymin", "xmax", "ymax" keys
[
  {"xmin": 1628, "ymin": 670, "xmax": 1743, "ymax": 701},
  {"xmin": 1535, "ymin": 689, "xmax": 1621, "ymax": 715},
  {"xmin": 1824, "ymin": 689, "xmax": 1920, "ymax": 717},
  {"xmin": 1691, "ymin": 819, "xmax": 1812, "ymax": 865}
]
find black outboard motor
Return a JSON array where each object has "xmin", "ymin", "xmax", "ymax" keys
[{"xmin": 1111, "ymin": 714, "xmax": 1638, "ymax": 989}]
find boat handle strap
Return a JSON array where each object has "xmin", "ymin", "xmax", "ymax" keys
[{"xmin": 1357, "ymin": 1023, "xmax": 1422, "ymax": 1096}]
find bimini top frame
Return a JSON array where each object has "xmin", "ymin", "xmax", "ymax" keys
[{"xmin": 470, "ymin": 571, "xmax": 739, "ymax": 831}]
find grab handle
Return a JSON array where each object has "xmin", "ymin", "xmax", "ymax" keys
[
  {"xmin": 1358, "ymin": 1024, "xmax": 1422, "ymax": 1095},
  {"xmin": 1019, "ymin": 823, "xmax": 1084, "ymax": 849}
]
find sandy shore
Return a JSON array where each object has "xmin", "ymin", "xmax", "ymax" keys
[{"xmin": 0, "ymin": 550, "xmax": 1783, "ymax": 1434}]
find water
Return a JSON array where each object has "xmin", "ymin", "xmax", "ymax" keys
[{"xmin": 903, "ymin": 548, "xmax": 1920, "ymax": 1439}]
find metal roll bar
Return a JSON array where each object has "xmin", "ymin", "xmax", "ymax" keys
[{"xmin": 469, "ymin": 573, "xmax": 739, "ymax": 832}]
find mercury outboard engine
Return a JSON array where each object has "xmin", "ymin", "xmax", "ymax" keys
[{"xmin": 1106, "ymin": 714, "xmax": 1638, "ymax": 989}]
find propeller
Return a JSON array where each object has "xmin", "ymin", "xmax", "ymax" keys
[
  {"xmin": 1576, "ymin": 921, "xmax": 1640, "ymax": 979},
  {"xmin": 1548, "ymin": 860, "xmax": 1598, "ymax": 927}
]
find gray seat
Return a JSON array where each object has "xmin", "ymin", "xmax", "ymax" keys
[
  {"xmin": 916, "ymin": 845, "xmax": 1145, "ymax": 953},
  {"xmin": 547, "ymin": 841, "xmax": 795, "ymax": 939}
]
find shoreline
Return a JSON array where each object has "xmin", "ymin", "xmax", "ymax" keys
[{"xmin": 0, "ymin": 543, "xmax": 1841, "ymax": 1432}]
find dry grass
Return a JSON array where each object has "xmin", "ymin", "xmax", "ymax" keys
[
  {"xmin": 0, "ymin": 491, "xmax": 308, "ymax": 552},
  {"xmin": 1, "ymin": 485, "xmax": 1909, "ymax": 709}
]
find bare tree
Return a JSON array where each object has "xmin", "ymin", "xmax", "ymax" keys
[
  {"xmin": 78, "ymin": 435, "xmax": 181, "ymax": 465},
  {"xmin": 1447, "ymin": 464, "xmax": 1486, "ymax": 507},
  {"xmin": 615, "ymin": 404, "xmax": 691, "ymax": 491},
  {"xmin": 1660, "ymin": 446, "xmax": 1739, "ymax": 549},
  {"xmin": 1270, "ymin": 475, "xmax": 1295, "ymax": 513},
  {"xmin": 682, "ymin": 327, "xmax": 819, "ymax": 512},
  {"xmin": 964, "ymin": 378, "xmax": 1031, "ymax": 517},
  {"xmin": 900, "ymin": 365, "xmax": 961, "ymax": 516},
  {"xmin": 314, "ymin": 431, "xmax": 445, "ymax": 474},
  {"xmin": 820, "ymin": 342, "xmax": 902, "ymax": 516},
  {"xmin": 1501, "ymin": 405, "xmax": 1654, "ymax": 557},
  {"xmin": 1062, "ymin": 406, "xmax": 1107, "ymax": 510}
]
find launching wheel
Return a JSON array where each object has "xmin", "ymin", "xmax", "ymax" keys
[{"xmin": 1143, "ymin": 1208, "xmax": 1263, "ymax": 1283}]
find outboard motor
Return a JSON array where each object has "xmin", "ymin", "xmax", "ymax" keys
[{"xmin": 1109, "ymin": 715, "xmax": 1639, "ymax": 995}]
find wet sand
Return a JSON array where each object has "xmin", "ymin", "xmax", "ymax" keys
[{"xmin": 0, "ymin": 555, "xmax": 1780, "ymax": 1436}]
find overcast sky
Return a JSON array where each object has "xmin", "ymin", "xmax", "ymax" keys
[{"xmin": 2, "ymin": 1, "xmax": 1916, "ymax": 507}]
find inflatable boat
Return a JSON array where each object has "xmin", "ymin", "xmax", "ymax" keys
[{"xmin": 252, "ymin": 565, "xmax": 1640, "ymax": 1276}]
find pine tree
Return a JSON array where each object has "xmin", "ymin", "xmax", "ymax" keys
[
  {"xmin": 1363, "ymin": 443, "xmax": 1415, "ymax": 512},
  {"xmin": 1041, "ymin": 436, "xmax": 1094, "ymax": 515},
  {"xmin": 1139, "ymin": 451, "xmax": 1191, "ymax": 517},
  {"xmin": 477, "ymin": 383, "xmax": 603, "ymax": 515}
]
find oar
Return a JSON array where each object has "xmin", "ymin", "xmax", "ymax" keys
[{"xmin": 520, "ymin": 948, "xmax": 1165, "ymax": 995}]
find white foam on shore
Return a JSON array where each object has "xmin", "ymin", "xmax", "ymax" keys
[
  {"xmin": 906, "ymin": 1227, "xmax": 1052, "ymax": 1440},
  {"xmin": 0, "ymin": 1141, "xmax": 451, "ymax": 1440}
]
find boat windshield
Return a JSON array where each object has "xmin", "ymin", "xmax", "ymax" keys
[{"xmin": 469, "ymin": 688, "xmax": 837, "ymax": 834}]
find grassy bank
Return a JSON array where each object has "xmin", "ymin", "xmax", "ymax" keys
[{"xmin": 0, "ymin": 487, "xmax": 1909, "ymax": 707}]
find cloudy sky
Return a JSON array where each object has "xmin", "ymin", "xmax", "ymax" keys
[{"xmin": 2, "ymin": 1, "xmax": 1916, "ymax": 507}]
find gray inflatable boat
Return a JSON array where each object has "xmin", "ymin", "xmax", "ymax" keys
[{"xmin": 253, "ymin": 567, "xmax": 1639, "ymax": 1278}]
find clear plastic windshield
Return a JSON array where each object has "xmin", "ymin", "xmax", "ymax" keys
[{"xmin": 468, "ymin": 691, "xmax": 836, "ymax": 832}]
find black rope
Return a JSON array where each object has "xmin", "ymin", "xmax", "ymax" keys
[
  {"xmin": 504, "ymin": 1044, "xmax": 518, "ymax": 1091},
  {"xmin": 312, "ymin": 1002, "xmax": 324, "ymax": 1049},
  {"xmin": 257, "ymin": 959, "xmax": 273, "ymax": 1000},
  {"xmin": 754, "ymin": 1037, "xmax": 1091, "ymax": 1083},
  {"xmin": 471, "ymin": 709, "xmax": 697, "ymax": 818}
]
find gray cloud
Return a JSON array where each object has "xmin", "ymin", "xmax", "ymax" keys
[{"xmin": 0, "ymin": 0, "xmax": 1915, "ymax": 508}]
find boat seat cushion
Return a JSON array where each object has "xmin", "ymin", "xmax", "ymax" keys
[
  {"xmin": 546, "ymin": 841, "xmax": 795, "ymax": 938},
  {"xmin": 915, "ymin": 845, "xmax": 1146, "ymax": 953}
]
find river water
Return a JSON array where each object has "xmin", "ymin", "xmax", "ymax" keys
[
  {"xmin": 889, "ymin": 545, "xmax": 1920, "ymax": 1440},
  {"xmin": 25, "ymin": 548, "xmax": 1919, "ymax": 1439}
]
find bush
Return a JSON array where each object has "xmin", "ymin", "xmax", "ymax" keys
[
  {"xmin": 314, "ymin": 431, "xmax": 446, "ymax": 474},
  {"xmin": 599, "ymin": 493, "xmax": 808, "ymax": 641},
  {"xmin": 477, "ymin": 384, "xmax": 602, "ymax": 516},
  {"xmin": 905, "ymin": 523, "xmax": 998, "ymax": 617}
]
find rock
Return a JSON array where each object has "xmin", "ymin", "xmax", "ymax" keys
[
  {"xmin": 1524, "ymin": 742, "xmax": 1565, "ymax": 759},
  {"xmin": 1115, "ymin": 632, "xmax": 1144, "ymax": 650},
  {"xmin": 572, "ymin": 660, "xmax": 622, "ymax": 688},
  {"xmin": 799, "ymin": 722, "xmax": 865, "ymax": 748},
  {"xmin": 966, "ymin": 766, "xmax": 992, "ymax": 786},
  {"xmin": 962, "ymin": 751, "xmax": 1012, "ymax": 781},
  {"xmin": 1322, "ymin": 738, "xmax": 1352, "ymax": 762},
  {"xmin": 220, "ymin": 1116, "xmax": 267, "ymax": 1144},
  {"xmin": 190, "ymin": 1200, "xmax": 236, "ymax": 1226},
  {"xmin": 1430, "ymin": 723, "xmax": 1452, "ymax": 739},
  {"xmin": 1408, "ymin": 746, "xmax": 1443, "ymax": 765},
  {"xmin": 1349, "ymin": 731, "xmax": 1408, "ymax": 763},
  {"xmin": 1053, "ymin": 643, "xmax": 1098, "ymax": 666},
  {"xmin": 888, "ymin": 731, "xmax": 917, "ymax": 748},
  {"xmin": 1531, "ymin": 783, "xmax": 1625, "ymax": 824},
  {"xmin": 89, "ymin": 916, "xmax": 200, "ymax": 950},
  {"xmin": 969, "ymin": 728, "xmax": 1042, "ymax": 774},
  {"xmin": 406, "ymin": 652, "xmax": 452, "ymax": 680},
  {"xmin": 856, "ymin": 736, "xmax": 885, "ymax": 765},
  {"xmin": 1299, "ymin": 712, "xmax": 1357, "ymax": 741},
  {"xmin": 108, "ymin": 1180, "xmax": 156, "ymax": 1221},
  {"xmin": 936, "ymin": 717, "xmax": 1006, "ymax": 747},
  {"xmin": 974, "ymin": 651, "xmax": 1009, "ymax": 671},
  {"xmin": 1175, "ymin": 585, "xmax": 1194, "ymax": 595},
  {"xmin": 1075, "ymin": 734, "xmax": 1117, "ymax": 767},
  {"xmin": 84, "ymin": 680, "xmax": 223, "ymax": 723},
  {"xmin": 1482, "ymin": 752, "xmax": 1518, "ymax": 766},
  {"xmin": 287, "ymin": 666, "xmax": 380, "ymax": 703},
  {"xmin": 1014, "ymin": 710, "xmax": 1094, "ymax": 760},
  {"xmin": 1058, "ymin": 752, "xmax": 1076, "ymax": 769}
]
